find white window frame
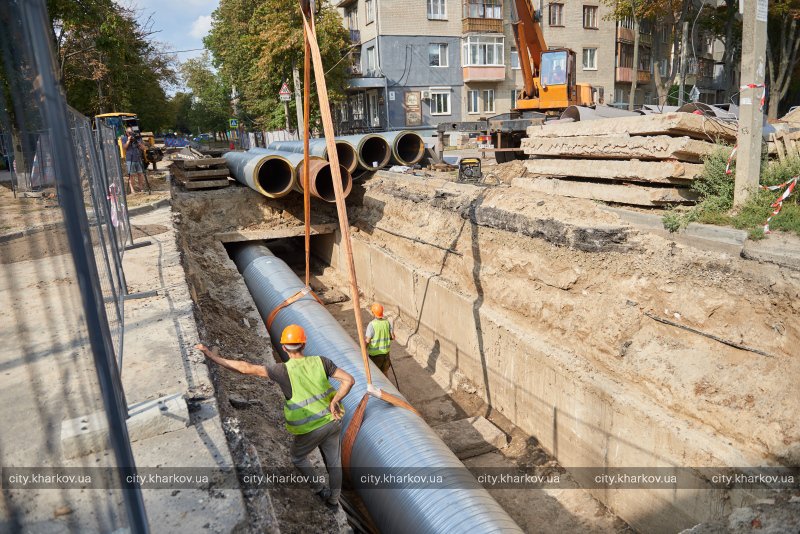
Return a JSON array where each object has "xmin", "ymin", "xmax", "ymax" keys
[
  {"xmin": 467, "ymin": 90, "xmax": 480, "ymax": 114},
  {"xmin": 511, "ymin": 47, "xmax": 520, "ymax": 69},
  {"xmin": 429, "ymin": 43, "xmax": 449, "ymax": 67},
  {"xmin": 430, "ymin": 88, "xmax": 451, "ymax": 115},
  {"xmin": 365, "ymin": 0, "xmax": 375, "ymax": 24},
  {"xmin": 368, "ymin": 91, "xmax": 380, "ymax": 127},
  {"xmin": 462, "ymin": 35, "xmax": 505, "ymax": 67},
  {"xmin": 352, "ymin": 94, "xmax": 364, "ymax": 120},
  {"xmin": 511, "ymin": 89, "xmax": 519, "ymax": 107},
  {"xmin": 467, "ymin": 0, "xmax": 502, "ymax": 19},
  {"xmin": 365, "ymin": 45, "xmax": 376, "ymax": 75},
  {"xmin": 582, "ymin": 47, "xmax": 597, "ymax": 70},
  {"xmin": 549, "ymin": 3, "xmax": 563, "ymax": 26},
  {"xmin": 482, "ymin": 89, "xmax": 495, "ymax": 113},
  {"xmin": 583, "ymin": 6, "xmax": 598, "ymax": 29},
  {"xmin": 427, "ymin": 0, "xmax": 447, "ymax": 20}
]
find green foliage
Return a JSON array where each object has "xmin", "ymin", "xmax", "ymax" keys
[
  {"xmin": 205, "ymin": 0, "xmax": 351, "ymax": 130},
  {"xmin": 663, "ymin": 147, "xmax": 800, "ymax": 238},
  {"xmin": 180, "ymin": 53, "xmax": 231, "ymax": 133}
]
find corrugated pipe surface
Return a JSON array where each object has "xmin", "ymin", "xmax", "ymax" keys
[
  {"xmin": 336, "ymin": 134, "xmax": 392, "ymax": 170},
  {"xmin": 230, "ymin": 244, "xmax": 522, "ymax": 534},
  {"xmin": 377, "ymin": 130, "xmax": 426, "ymax": 166},
  {"xmin": 267, "ymin": 139, "xmax": 359, "ymax": 174},
  {"xmin": 223, "ymin": 150, "xmax": 295, "ymax": 198},
  {"xmin": 248, "ymin": 148, "xmax": 353, "ymax": 202}
]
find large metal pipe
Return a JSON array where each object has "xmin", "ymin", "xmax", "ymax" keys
[
  {"xmin": 223, "ymin": 150, "xmax": 296, "ymax": 198},
  {"xmin": 560, "ymin": 105, "xmax": 641, "ymax": 121},
  {"xmin": 377, "ymin": 130, "xmax": 426, "ymax": 166},
  {"xmin": 336, "ymin": 134, "xmax": 392, "ymax": 170},
  {"xmin": 267, "ymin": 139, "xmax": 359, "ymax": 174},
  {"xmin": 230, "ymin": 244, "xmax": 523, "ymax": 534},
  {"xmin": 249, "ymin": 148, "xmax": 352, "ymax": 202}
]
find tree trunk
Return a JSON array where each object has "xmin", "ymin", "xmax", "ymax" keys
[
  {"xmin": 720, "ymin": 0, "xmax": 738, "ymax": 100},
  {"xmin": 678, "ymin": 19, "xmax": 689, "ymax": 105},
  {"xmin": 629, "ymin": 14, "xmax": 640, "ymax": 110},
  {"xmin": 768, "ymin": 85, "xmax": 781, "ymax": 120}
]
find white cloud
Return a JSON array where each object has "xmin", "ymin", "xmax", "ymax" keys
[{"xmin": 189, "ymin": 15, "xmax": 212, "ymax": 39}]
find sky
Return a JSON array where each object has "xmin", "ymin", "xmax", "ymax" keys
[{"xmin": 124, "ymin": 0, "xmax": 219, "ymax": 88}]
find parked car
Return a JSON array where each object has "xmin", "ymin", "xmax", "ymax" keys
[{"xmin": 192, "ymin": 133, "xmax": 212, "ymax": 143}]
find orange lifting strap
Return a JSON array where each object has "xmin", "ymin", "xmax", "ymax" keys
[
  {"xmin": 297, "ymin": 3, "xmax": 420, "ymax": 473},
  {"xmin": 265, "ymin": 287, "xmax": 324, "ymax": 330}
]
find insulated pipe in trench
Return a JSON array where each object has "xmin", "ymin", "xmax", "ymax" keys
[
  {"xmin": 377, "ymin": 130, "xmax": 426, "ymax": 166},
  {"xmin": 223, "ymin": 150, "xmax": 295, "ymax": 198},
  {"xmin": 230, "ymin": 244, "xmax": 523, "ymax": 534},
  {"xmin": 249, "ymin": 148, "xmax": 352, "ymax": 202},
  {"xmin": 336, "ymin": 134, "xmax": 392, "ymax": 170},
  {"xmin": 267, "ymin": 139, "xmax": 359, "ymax": 175}
]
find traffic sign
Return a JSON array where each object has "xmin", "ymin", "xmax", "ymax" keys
[
  {"xmin": 229, "ymin": 118, "xmax": 238, "ymax": 128},
  {"xmin": 279, "ymin": 82, "xmax": 292, "ymax": 102}
]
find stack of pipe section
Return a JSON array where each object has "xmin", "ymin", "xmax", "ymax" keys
[
  {"xmin": 267, "ymin": 139, "xmax": 358, "ymax": 174},
  {"xmin": 230, "ymin": 244, "xmax": 523, "ymax": 534},
  {"xmin": 336, "ymin": 133, "xmax": 392, "ymax": 170}
]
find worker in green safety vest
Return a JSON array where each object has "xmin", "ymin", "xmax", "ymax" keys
[
  {"xmin": 365, "ymin": 302, "xmax": 395, "ymax": 374},
  {"xmin": 195, "ymin": 324, "xmax": 354, "ymax": 510}
]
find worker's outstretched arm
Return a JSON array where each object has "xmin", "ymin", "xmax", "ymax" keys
[
  {"xmin": 195, "ymin": 343, "xmax": 268, "ymax": 377},
  {"xmin": 329, "ymin": 368, "xmax": 355, "ymax": 420}
]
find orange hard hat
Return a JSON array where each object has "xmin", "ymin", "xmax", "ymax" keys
[
  {"xmin": 280, "ymin": 324, "xmax": 307, "ymax": 344},
  {"xmin": 370, "ymin": 303, "xmax": 384, "ymax": 318}
]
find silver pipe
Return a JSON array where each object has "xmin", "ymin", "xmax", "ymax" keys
[
  {"xmin": 376, "ymin": 130, "xmax": 426, "ymax": 166},
  {"xmin": 336, "ymin": 133, "xmax": 392, "ymax": 170},
  {"xmin": 267, "ymin": 139, "xmax": 359, "ymax": 174},
  {"xmin": 223, "ymin": 150, "xmax": 295, "ymax": 198},
  {"xmin": 230, "ymin": 244, "xmax": 523, "ymax": 534}
]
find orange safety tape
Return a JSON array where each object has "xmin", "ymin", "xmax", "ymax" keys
[{"xmin": 265, "ymin": 286, "xmax": 323, "ymax": 330}]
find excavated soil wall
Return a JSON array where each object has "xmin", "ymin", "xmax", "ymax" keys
[{"xmin": 311, "ymin": 172, "xmax": 800, "ymax": 533}]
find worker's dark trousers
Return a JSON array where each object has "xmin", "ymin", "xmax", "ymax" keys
[{"xmin": 290, "ymin": 419, "xmax": 342, "ymax": 504}]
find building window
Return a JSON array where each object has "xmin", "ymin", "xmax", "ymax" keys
[
  {"xmin": 468, "ymin": 90, "xmax": 480, "ymax": 113},
  {"xmin": 511, "ymin": 48, "xmax": 520, "ymax": 69},
  {"xmin": 365, "ymin": 0, "xmax": 375, "ymax": 23},
  {"xmin": 582, "ymin": 48, "xmax": 597, "ymax": 70},
  {"xmin": 660, "ymin": 28, "xmax": 669, "ymax": 44},
  {"xmin": 549, "ymin": 3, "xmax": 564, "ymax": 26},
  {"xmin": 365, "ymin": 46, "xmax": 376, "ymax": 75},
  {"xmin": 429, "ymin": 43, "xmax": 449, "ymax": 67},
  {"xmin": 345, "ymin": 8, "xmax": 358, "ymax": 30},
  {"xmin": 430, "ymin": 90, "xmax": 451, "ymax": 115},
  {"xmin": 467, "ymin": 0, "xmax": 502, "ymax": 19},
  {"xmin": 619, "ymin": 16, "xmax": 634, "ymax": 30},
  {"xmin": 368, "ymin": 92, "xmax": 380, "ymax": 127},
  {"xmin": 583, "ymin": 6, "xmax": 598, "ymax": 29},
  {"xmin": 352, "ymin": 94, "xmax": 364, "ymax": 120},
  {"xmin": 639, "ymin": 51, "xmax": 652, "ymax": 72},
  {"xmin": 658, "ymin": 59, "xmax": 668, "ymax": 78},
  {"xmin": 511, "ymin": 89, "xmax": 519, "ymax": 107},
  {"xmin": 482, "ymin": 89, "xmax": 495, "ymax": 112},
  {"xmin": 428, "ymin": 0, "xmax": 447, "ymax": 20},
  {"xmin": 462, "ymin": 35, "xmax": 505, "ymax": 66}
]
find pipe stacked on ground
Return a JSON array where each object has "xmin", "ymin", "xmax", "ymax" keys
[
  {"xmin": 267, "ymin": 139, "xmax": 359, "ymax": 174},
  {"xmin": 336, "ymin": 134, "xmax": 392, "ymax": 170},
  {"xmin": 248, "ymin": 148, "xmax": 352, "ymax": 202},
  {"xmin": 223, "ymin": 150, "xmax": 296, "ymax": 198},
  {"xmin": 377, "ymin": 130, "xmax": 426, "ymax": 166},
  {"xmin": 230, "ymin": 244, "xmax": 523, "ymax": 534}
]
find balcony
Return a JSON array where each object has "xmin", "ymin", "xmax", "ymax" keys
[
  {"xmin": 349, "ymin": 29, "xmax": 360, "ymax": 43},
  {"xmin": 615, "ymin": 67, "xmax": 651, "ymax": 84},
  {"xmin": 463, "ymin": 66, "xmax": 505, "ymax": 82},
  {"xmin": 462, "ymin": 17, "xmax": 503, "ymax": 33},
  {"xmin": 617, "ymin": 26, "xmax": 635, "ymax": 43}
]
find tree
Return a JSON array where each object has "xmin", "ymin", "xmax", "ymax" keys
[
  {"xmin": 766, "ymin": 0, "xmax": 800, "ymax": 119},
  {"xmin": 700, "ymin": 0, "xmax": 742, "ymax": 100},
  {"xmin": 180, "ymin": 53, "xmax": 231, "ymax": 134},
  {"xmin": 205, "ymin": 0, "xmax": 350, "ymax": 130}
]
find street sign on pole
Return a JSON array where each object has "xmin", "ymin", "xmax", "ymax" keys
[
  {"xmin": 279, "ymin": 82, "xmax": 291, "ymax": 102},
  {"xmin": 229, "ymin": 118, "xmax": 238, "ymax": 128}
]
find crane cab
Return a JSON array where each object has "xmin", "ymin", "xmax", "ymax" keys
[{"xmin": 514, "ymin": 49, "xmax": 593, "ymax": 113}]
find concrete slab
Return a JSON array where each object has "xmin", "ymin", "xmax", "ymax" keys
[
  {"xmin": 433, "ymin": 416, "xmax": 508, "ymax": 459},
  {"xmin": 526, "ymin": 112, "xmax": 738, "ymax": 142},
  {"xmin": 521, "ymin": 135, "xmax": 717, "ymax": 163},
  {"xmin": 513, "ymin": 177, "xmax": 698, "ymax": 207},
  {"xmin": 60, "ymin": 393, "xmax": 189, "ymax": 459},
  {"xmin": 524, "ymin": 158, "xmax": 703, "ymax": 184},
  {"xmin": 742, "ymin": 232, "xmax": 800, "ymax": 271}
]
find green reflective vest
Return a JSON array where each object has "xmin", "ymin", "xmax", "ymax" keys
[
  {"xmin": 367, "ymin": 318, "xmax": 392, "ymax": 356},
  {"xmin": 284, "ymin": 356, "xmax": 338, "ymax": 435}
]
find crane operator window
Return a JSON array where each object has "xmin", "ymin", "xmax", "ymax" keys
[{"xmin": 540, "ymin": 50, "xmax": 568, "ymax": 86}]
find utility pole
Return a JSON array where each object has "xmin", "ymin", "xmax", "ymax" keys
[
  {"xmin": 734, "ymin": 0, "xmax": 768, "ymax": 207},
  {"xmin": 292, "ymin": 63, "xmax": 304, "ymax": 139},
  {"xmin": 677, "ymin": 19, "xmax": 689, "ymax": 106}
]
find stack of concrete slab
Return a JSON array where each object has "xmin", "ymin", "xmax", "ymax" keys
[
  {"xmin": 171, "ymin": 157, "xmax": 231, "ymax": 190},
  {"xmin": 520, "ymin": 112, "xmax": 737, "ymax": 207}
]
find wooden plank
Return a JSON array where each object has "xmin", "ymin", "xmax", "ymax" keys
[
  {"xmin": 772, "ymin": 134, "xmax": 786, "ymax": 162},
  {"xmin": 783, "ymin": 136, "xmax": 798, "ymax": 158},
  {"xmin": 524, "ymin": 158, "xmax": 701, "ymax": 184},
  {"xmin": 173, "ymin": 157, "xmax": 227, "ymax": 168},
  {"xmin": 173, "ymin": 167, "xmax": 230, "ymax": 180},
  {"xmin": 184, "ymin": 179, "xmax": 230, "ymax": 190},
  {"xmin": 215, "ymin": 223, "xmax": 340, "ymax": 243},
  {"xmin": 512, "ymin": 177, "xmax": 698, "ymax": 207},
  {"xmin": 521, "ymin": 134, "xmax": 717, "ymax": 163},
  {"xmin": 526, "ymin": 112, "xmax": 738, "ymax": 142}
]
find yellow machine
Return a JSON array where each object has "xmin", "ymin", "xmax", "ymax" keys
[
  {"xmin": 95, "ymin": 112, "xmax": 162, "ymax": 170},
  {"xmin": 511, "ymin": 0, "xmax": 594, "ymax": 112}
]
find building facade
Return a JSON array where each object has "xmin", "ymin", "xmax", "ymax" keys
[{"xmin": 335, "ymin": 0, "xmax": 729, "ymax": 132}]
